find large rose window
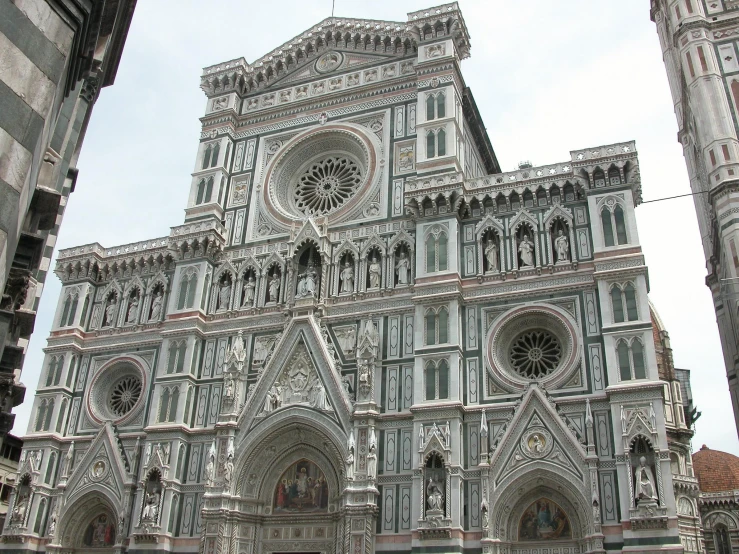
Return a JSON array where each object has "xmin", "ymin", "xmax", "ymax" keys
[
  {"xmin": 261, "ymin": 125, "xmax": 379, "ymax": 226},
  {"xmin": 108, "ymin": 375, "xmax": 142, "ymax": 417},
  {"xmin": 294, "ymin": 156, "xmax": 362, "ymax": 216},
  {"xmin": 509, "ymin": 329, "xmax": 562, "ymax": 379}
]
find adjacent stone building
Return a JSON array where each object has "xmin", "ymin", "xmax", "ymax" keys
[
  {"xmin": 0, "ymin": 0, "xmax": 137, "ymax": 450},
  {"xmin": 1, "ymin": 3, "xmax": 709, "ymax": 554},
  {"xmin": 650, "ymin": 0, "xmax": 739, "ymax": 437}
]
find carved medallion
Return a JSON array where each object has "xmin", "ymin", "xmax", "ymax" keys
[{"xmin": 520, "ymin": 427, "xmax": 553, "ymax": 459}]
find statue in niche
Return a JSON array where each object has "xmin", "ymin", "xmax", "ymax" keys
[
  {"xmin": 554, "ymin": 229, "xmax": 569, "ymax": 263},
  {"xmin": 346, "ymin": 449, "xmax": 355, "ymax": 481},
  {"xmin": 242, "ymin": 274, "xmax": 256, "ymax": 306},
  {"xmin": 358, "ymin": 359, "xmax": 373, "ymax": 388},
  {"xmin": 336, "ymin": 327, "xmax": 356, "ymax": 355},
  {"xmin": 264, "ymin": 384, "xmax": 281, "ymax": 413},
  {"xmin": 103, "ymin": 296, "xmax": 117, "ymax": 327},
  {"xmin": 426, "ymin": 477, "xmax": 444, "ymax": 512},
  {"xmin": 142, "ymin": 491, "xmax": 160, "ymax": 521},
  {"xmin": 367, "ymin": 433, "xmax": 377, "ymax": 479},
  {"xmin": 267, "ymin": 272, "xmax": 281, "ymax": 304},
  {"xmin": 204, "ymin": 444, "xmax": 215, "ymax": 487},
  {"xmin": 485, "ymin": 237, "xmax": 498, "ymax": 273},
  {"xmin": 11, "ymin": 492, "xmax": 28, "ymax": 523},
  {"xmin": 635, "ymin": 456, "xmax": 657, "ymax": 503},
  {"xmin": 224, "ymin": 373, "xmax": 235, "ymax": 399},
  {"xmin": 218, "ymin": 278, "xmax": 231, "ymax": 310},
  {"xmin": 368, "ymin": 255, "xmax": 381, "ymax": 289},
  {"xmin": 395, "ymin": 250, "xmax": 410, "ymax": 285},
  {"xmin": 309, "ymin": 377, "xmax": 330, "ymax": 410},
  {"xmin": 126, "ymin": 294, "xmax": 139, "ymax": 323},
  {"xmin": 149, "ymin": 290, "xmax": 163, "ymax": 321},
  {"xmin": 518, "ymin": 234, "xmax": 535, "ymax": 268},
  {"xmin": 340, "ymin": 260, "xmax": 354, "ymax": 294},
  {"xmin": 223, "ymin": 444, "xmax": 234, "ymax": 486},
  {"xmin": 296, "ymin": 260, "xmax": 318, "ymax": 299}
]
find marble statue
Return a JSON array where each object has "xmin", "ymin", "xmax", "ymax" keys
[
  {"xmin": 367, "ymin": 432, "xmax": 377, "ymax": 479},
  {"xmin": 142, "ymin": 491, "xmax": 160, "ymax": 520},
  {"xmin": 484, "ymin": 238, "xmax": 498, "ymax": 272},
  {"xmin": 243, "ymin": 275, "xmax": 256, "ymax": 306},
  {"xmin": 104, "ymin": 297, "xmax": 117, "ymax": 327},
  {"xmin": 368, "ymin": 256, "xmax": 381, "ymax": 289},
  {"xmin": 340, "ymin": 260, "xmax": 354, "ymax": 294},
  {"xmin": 205, "ymin": 444, "xmax": 215, "ymax": 486},
  {"xmin": 296, "ymin": 260, "xmax": 318, "ymax": 299},
  {"xmin": 518, "ymin": 234, "xmax": 535, "ymax": 268},
  {"xmin": 268, "ymin": 273, "xmax": 280, "ymax": 303},
  {"xmin": 395, "ymin": 251, "xmax": 410, "ymax": 285},
  {"xmin": 126, "ymin": 295, "xmax": 139, "ymax": 323},
  {"xmin": 635, "ymin": 456, "xmax": 657, "ymax": 502},
  {"xmin": 218, "ymin": 280, "xmax": 231, "ymax": 310},
  {"xmin": 12, "ymin": 493, "xmax": 27, "ymax": 523},
  {"xmin": 264, "ymin": 384, "xmax": 281, "ymax": 413},
  {"xmin": 224, "ymin": 447, "xmax": 234, "ymax": 486},
  {"xmin": 149, "ymin": 290, "xmax": 163, "ymax": 321},
  {"xmin": 554, "ymin": 229, "xmax": 569, "ymax": 263},
  {"xmin": 346, "ymin": 450, "xmax": 355, "ymax": 481},
  {"xmin": 309, "ymin": 377, "xmax": 330, "ymax": 410},
  {"xmin": 426, "ymin": 478, "xmax": 444, "ymax": 511}
]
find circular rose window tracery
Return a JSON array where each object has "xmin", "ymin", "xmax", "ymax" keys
[
  {"xmin": 87, "ymin": 359, "xmax": 146, "ymax": 424},
  {"xmin": 510, "ymin": 329, "xmax": 562, "ymax": 379},
  {"xmin": 294, "ymin": 156, "xmax": 362, "ymax": 216},
  {"xmin": 108, "ymin": 375, "xmax": 142, "ymax": 417}
]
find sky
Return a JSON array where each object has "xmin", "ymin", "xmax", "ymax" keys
[{"xmin": 13, "ymin": 0, "xmax": 739, "ymax": 455}]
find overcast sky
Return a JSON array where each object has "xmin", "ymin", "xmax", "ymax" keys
[{"xmin": 14, "ymin": 0, "xmax": 739, "ymax": 455}]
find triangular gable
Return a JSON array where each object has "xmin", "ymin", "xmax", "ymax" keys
[
  {"xmin": 360, "ymin": 232, "xmax": 386, "ymax": 257},
  {"xmin": 123, "ymin": 275, "xmax": 145, "ymax": 295},
  {"xmin": 332, "ymin": 238, "xmax": 360, "ymax": 262},
  {"xmin": 145, "ymin": 271, "xmax": 169, "ymax": 292},
  {"xmin": 289, "ymin": 218, "xmax": 328, "ymax": 257},
  {"xmin": 238, "ymin": 316, "xmax": 352, "ymax": 433},
  {"xmin": 543, "ymin": 204, "xmax": 574, "ymax": 227},
  {"xmin": 236, "ymin": 255, "xmax": 261, "ymax": 276},
  {"xmin": 508, "ymin": 208, "xmax": 538, "ymax": 233},
  {"xmin": 474, "ymin": 214, "xmax": 504, "ymax": 239},
  {"xmin": 213, "ymin": 259, "xmax": 238, "ymax": 281},
  {"xmin": 63, "ymin": 422, "xmax": 134, "ymax": 505},
  {"xmin": 387, "ymin": 229, "xmax": 415, "ymax": 254},
  {"xmin": 490, "ymin": 385, "xmax": 588, "ymax": 487}
]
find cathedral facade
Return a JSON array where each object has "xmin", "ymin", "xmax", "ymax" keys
[{"xmin": 2, "ymin": 3, "xmax": 691, "ymax": 554}]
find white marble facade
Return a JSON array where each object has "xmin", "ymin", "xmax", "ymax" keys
[{"xmin": 4, "ymin": 4, "xmax": 684, "ymax": 554}]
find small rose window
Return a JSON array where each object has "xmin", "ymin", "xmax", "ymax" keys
[
  {"xmin": 108, "ymin": 375, "xmax": 142, "ymax": 417},
  {"xmin": 294, "ymin": 156, "xmax": 362, "ymax": 216}
]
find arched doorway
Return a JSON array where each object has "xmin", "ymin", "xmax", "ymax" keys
[{"xmin": 57, "ymin": 494, "xmax": 118, "ymax": 553}]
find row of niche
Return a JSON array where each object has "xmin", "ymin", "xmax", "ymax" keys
[
  {"xmin": 84, "ymin": 218, "xmax": 575, "ymax": 328},
  {"xmin": 210, "ymin": 242, "xmax": 414, "ymax": 312}
]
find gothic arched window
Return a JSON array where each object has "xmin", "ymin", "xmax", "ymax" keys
[
  {"xmin": 60, "ymin": 292, "xmax": 78, "ymax": 327},
  {"xmin": 55, "ymin": 398, "xmax": 68, "ymax": 433},
  {"xmin": 43, "ymin": 399, "xmax": 54, "ymax": 432},
  {"xmin": 426, "ymin": 131, "xmax": 436, "ymax": 158},
  {"xmin": 167, "ymin": 341, "xmax": 187, "ymax": 374},
  {"xmin": 424, "ymin": 307, "xmax": 449, "ymax": 345},
  {"xmin": 159, "ymin": 387, "xmax": 179, "ymax": 423},
  {"xmin": 601, "ymin": 208, "xmax": 615, "ymax": 247},
  {"xmin": 425, "ymin": 228, "xmax": 448, "ymax": 273},
  {"xmin": 437, "ymin": 129, "xmax": 446, "ymax": 156},
  {"xmin": 35, "ymin": 400, "xmax": 46, "ymax": 432},
  {"xmin": 426, "ymin": 95, "xmax": 435, "ymax": 121},
  {"xmin": 617, "ymin": 338, "xmax": 647, "ymax": 381},
  {"xmin": 426, "ymin": 91, "xmax": 446, "ymax": 121},
  {"xmin": 614, "ymin": 205, "xmax": 628, "ymax": 244},
  {"xmin": 611, "ymin": 283, "xmax": 638, "ymax": 323},
  {"xmin": 608, "ymin": 166, "xmax": 621, "ymax": 185},
  {"xmin": 45, "ymin": 356, "xmax": 63, "ymax": 387},
  {"xmin": 196, "ymin": 179, "xmax": 206, "ymax": 204},
  {"xmin": 716, "ymin": 525, "xmax": 732, "ymax": 554},
  {"xmin": 211, "ymin": 143, "xmax": 220, "ymax": 168},
  {"xmin": 425, "ymin": 360, "xmax": 449, "ymax": 401},
  {"xmin": 202, "ymin": 144, "xmax": 213, "ymax": 169},
  {"xmin": 44, "ymin": 452, "xmax": 57, "ymax": 485},
  {"xmin": 437, "ymin": 93, "xmax": 446, "ymax": 118},
  {"xmin": 177, "ymin": 271, "xmax": 198, "ymax": 310},
  {"xmin": 205, "ymin": 176, "xmax": 214, "ymax": 203}
]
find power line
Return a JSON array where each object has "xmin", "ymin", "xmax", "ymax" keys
[{"xmin": 640, "ymin": 189, "xmax": 710, "ymax": 204}]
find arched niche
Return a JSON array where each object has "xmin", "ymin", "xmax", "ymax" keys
[{"xmin": 57, "ymin": 493, "xmax": 118, "ymax": 551}]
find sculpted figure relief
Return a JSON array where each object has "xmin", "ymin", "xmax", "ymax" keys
[
  {"xmin": 485, "ymin": 238, "xmax": 498, "ymax": 273},
  {"xmin": 104, "ymin": 297, "xmax": 117, "ymax": 327},
  {"xmin": 554, "ymin": 229, "xmax": 569, "ymax": 263},
  {"xmin": 635, "ymin": 456, "xmax": 657, "ymax": 503},
  {"xmin": 518, "ymin": 234, "xmax": 535, "ymax": 268},
  {"xmin": 427, "ymin": 478, "xmax": 444, "ymax": 512},
  {"xmin": 296, "ymin": 260, "xmax": 318, "ymax": 299},
  {"xmin": 268, "ymin": 273, "xmax": 281, "ymax": 304},
  {"xmin": 126, "ymin": 295, "xmax": 139, "ymax": 323},
  {"xmin": 218, "ymin": 279, "xmax": 231, "ymax": 310},
  {"xmin": 368, "ymin": 255, "xmax": 381, "ymax": 289},
  {"xmin": 149, "ymin": 290, "xmax": 163, "ymax": 321},
  {"xmin": 395, "ymin": 251, "xmax": 410, "ymax": 285},
  {"xmin": 242, "ymin": 275, "xmax": 256, "ymax": 306},
  {"xmin": 340, "ymin": 260, "xmax": 354, "ymax": 294},
  {"xmin": 142, "ymin": 491, "xmax": 160, "ymax": 521}
]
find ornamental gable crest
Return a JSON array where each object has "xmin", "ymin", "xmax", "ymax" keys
[
  {"xmin": 63, "ymin": 422, "xmax": 134, "ymax": 504},
  {"xmin": 491, "ymin": 385, "xmax": 587, "ymax": 487},
  {"xmin": 239, "ymin": 317, "xmax": 352, "ymax": 433}
]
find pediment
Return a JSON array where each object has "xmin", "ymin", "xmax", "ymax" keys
[
  {"xmin": 64, "ymin": 422, "xmax": 134, "ymax": 503},
  {"xmin": 490, "ymin": 385, "xmax": 588, "ymax": 487},
  {"xmin": 238, "ymin": 316, "xmax": 352, "ymax": 433}
]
